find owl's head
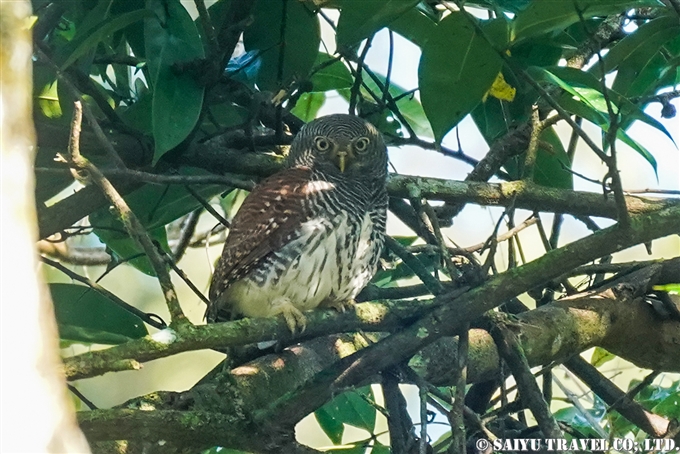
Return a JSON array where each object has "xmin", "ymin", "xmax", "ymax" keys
[{"xmin": 287, "ymin": 114, "xmax": 388, "ymax": 181}]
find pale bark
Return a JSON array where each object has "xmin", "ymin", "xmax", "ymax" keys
[{"xmin": 0, "ymin": 2, "xmax": 90, "ymax": 452}]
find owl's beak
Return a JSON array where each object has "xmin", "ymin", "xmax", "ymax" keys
[{"xmin": 335, "ymin": 150, "xmax": 348, "ymax": 173}]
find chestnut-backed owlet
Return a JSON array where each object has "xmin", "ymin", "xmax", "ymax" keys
[{"xmin": 208, "ymin": 114, "xmax": 388, "ymax": 332}]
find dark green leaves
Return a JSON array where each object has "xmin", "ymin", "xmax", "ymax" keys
[
  {"xmin": 310, "ymin": 53, "xmax": 353, "ymax": 92},
  {"xmin": 145, "ymin": 0, "xmax": 205, "ymax": 162},
  {"xmin": 389, "ymin": 7, "xmax": 437, "ymax": 47},
  {"xmin": 315, "ymin": 386, "xmax": 377, "ymax": 445},
  {"xmin": 504, "ymin": 127, "xmax": 574, "ymax": 189},
  {"xmin": 61, "ymin": 9, "xmax": 155, "ymax": 70},
  {"xmin": 609, "ymin": 14, "xmax": 680, "ymax": 100},
  {"xmin": 244, "ymin": 0, "xmax": 320, "ymax": 91},
  {"xmin": 512, "ymin": 0, "xmax": 663, "ymax": 42},
  {"xmin": 419, "ymin": 13, "xmax": 505, "ymax": 141},
  {"xmin": 90, "ymin": 168, "xmax": 225, "ymax": 275},
  {"xmin": 531, "ymin": 66, "xmax": 667, "ymax": 173},
  {"xmin": 291, "ymin": 92, "xmax": 326, "ymax": 122},
  {"xmin": 336, "ymin": 0, "xmax": 420, "ymax": 47},
  {"xmin": 601, "ymin": 14, "xmax": 680, "ymax": 74},
  {"xmin": 50, "ymin": 283, "xmax": 148, "ymax": 345}
]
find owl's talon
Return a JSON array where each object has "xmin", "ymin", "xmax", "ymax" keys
[
  {"xmin": 272, "ymin": 297, "xmax": 307, "ymax": 334},
  {"xmin": 283, "ymin": 308, "xmax": 307, "ymax": 334},
  {"xmin": 324, "ymin": 299, "xmax": 355, "ymax": 313}
]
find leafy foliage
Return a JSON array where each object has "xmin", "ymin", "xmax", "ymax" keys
[
  {"xmin": 50, "ymin": 283, "xmax": 148, "ymax": 344},
  {"xmin": 31, "ymin": 0, "xmax": 680, "ymax": 451}
]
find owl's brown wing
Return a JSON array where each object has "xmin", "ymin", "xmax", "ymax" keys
[{"xmin": 208, "ymin": 166, "xmax": 323, "ymax": 313}]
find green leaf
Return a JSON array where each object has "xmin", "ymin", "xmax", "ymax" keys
[
  {"xmin": 388, "ymin": 6, "xmax": 437, "ymax": 47},
  {"xmin": 336, "ymin": 0, "xmax": 420, "ymax": 47},
  {"xmin": 50, "ymin": 283, "xmax": 148, "ymax": 344},
  {"xmin": 590, "ymin": 347, "xmax": 616, "ymax": 367},
  {"xmin": 653, "ymin": 283, "xmax": 680, "ymax": 293},
  {"xmin": 419, "ymin": 13, "xmax": 505, "ymax": 141},
  {"xmin": 652, "ymin": 388, "xmax": 680, "ymax": 418},
  {"xmin": 534, "ymin": 67, "xmax": 661, "ymax": 173},
  {"xmin": 119, "ymin": 91, "xmax": 154, "ymax": 135},
  {"xmin": 314, "ymin": 407, "xmax": 345, "ymax": 444},
  {"xmin": 544, "ymin": 66, "xmax": 675, "ymax": 144},
  {"xmin": 554, "ymin": 406, "xmax": 603, "ymax": 438},
  {"xmin": 611, "ymin": 17, "xmax": 680, "ymax": 100},
  {"xmin": 370, "ymin": 442, "xmax": 391, "ymax": 454},
  {"xmin": 61, "ymin": 9, "xmax": 156, "ymax": 70},
  {"xmin": 633, "ymin": 379, "xmax": 680, "ymax": 412},
  {"xmin": 315, "ymin": 386, "xmax": 377, "ymax": 444},
  {"xmin": 291, "ymin": 92, "xmax": 326, "ymax": 122},
  {"xmin": 321, "ymin": 444, "xmax": 369, "ymax": 453},
  {"xmin": 243, "ymin": 0, "xmax": 320, "ymax": 91},
  {"xmin": 202, "ymin": 102, "xmax": 249, "ymax": 135},
  {"xmin": 145, "ymin": 0, "xmax": 205, "ymax": 162},
  {"xmin": 601, "ymin": 14, "xmax": 680, "ymax": 73},
  {"xmin": 512, "ymin": 0, "xmax": 663, "ymax": 42},
  {"xmin": 363, "ymin": 75, "xmax": 433, "ymax": 138},
  {"xmin": 534, "ymin": 127, "xmax": 573, "ymax": 189},
  {"xmin": 310, "ymin": 53, "xmax": 353, "ymax": 92}
]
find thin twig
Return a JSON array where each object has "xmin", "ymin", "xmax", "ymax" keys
[
  {"xmin": 385, "ymin": 236, "xmax": 443, "ymax": 295},
  {"xmin": 36, "ymin": 166, "xmax": 256, "ymax": 190},
  {"xmin": 552, "ymin": 374, "xmax": 609, "ymax": 438},
  {"xmin": 65, "ymin": 101, "xmax": 188, "ymax": 327},
  {"xmin": 35, "ymin": 46, "xmax": 127, "ymax": 169},
  {"xmin": 172, "ymin": 210, "xmax": 202, "ymax": 262},
  {"xmin": 68, "ymin": 385, "xmax": 98, "ymax": 410},
  {"xmin": 488, "ymin": 314, "xmax": 566, "ymax": 441},
  {"xmin": 383, "ymin": 30, "xmax": 395, "ymax": 103},
  {"xmin": 419, "ymin": 384, "xmax": 429, "ymax": 454},
  {"xmin": 626, "ymin": 188, "xmax": 680, "ymax": 195},
  {"xmin": 162, "ymin": 250, "xmax": 211, "ymax": 307},
  {"xmin": 421, "ymin": 201, "xmax": 461, "ymax": 280},
  {"xmin": 38, "ymin": 239, "xmax": 111, "ymax": 266},
  {"xmin": 348, "ymin": 36, "xmax": 373, "ymax": 115},
  {"xmin": 185, "ymin": 185, "xmax": 231, "ymax": 228},
  {"xmin": 551, "ymin": 113, "xmax": 582, "ymax": 252},
  {"xmin": 592, "ymin": 40, "xmax": 630, "ymax": 228},
  {"xmin": 523, "ymin": 106, "xmax": 542, "ymax": 181},
  {"xmin": 194, "ymin": 0, "xmax": 219, "ymax": 57},
  {"xmin": 450, "ymin": 324, "xmax": 469, "ymax": 454},
  {"xmin": 389, "ymin": 136, "xmax": 481, "ymax": 169},
  {"xmin": 41, "ymin": 256, "xmax": 166, "ymax": 330}
]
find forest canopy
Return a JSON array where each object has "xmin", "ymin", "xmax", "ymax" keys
[{"xmin": 21, "ymin": 0, "xmax": 680, "ymax": 452}]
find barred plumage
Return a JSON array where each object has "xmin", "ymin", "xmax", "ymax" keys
[{"xmin": 208, "ymin": 114, "xmax": 388, "ymax": 332}]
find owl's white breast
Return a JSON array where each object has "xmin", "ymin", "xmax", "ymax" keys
[{"xmin": 229, "ymin": 211, "xmax": 378, "ymax": 319}]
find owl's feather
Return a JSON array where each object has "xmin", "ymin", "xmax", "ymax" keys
[{"xmin": 208, "ymin": 167, "xmax": 322, "ymax": 310}]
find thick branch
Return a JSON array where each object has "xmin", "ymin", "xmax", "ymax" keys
[
  {"xmin": 77, "ymin": 260, "xmax": 680, "ymax": 448},
  {"xmin": 64, "ymin": 204, "xmax": 679, "ymax": 381},
  {"xmin": 255, "ymin": 205, "xmax": 679, "ymax": 426},
  {"xmin": 39, "ymin": 171, "xmax": 675, "ymax": 240},
  {"xmin": 78, "ymin": 409, "xmax": 250, "ymax": 450}
]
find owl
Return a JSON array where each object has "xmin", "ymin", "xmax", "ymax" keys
[{"xmin": 207, "ymin": 114, "xmax": 388, "ymax": 332}]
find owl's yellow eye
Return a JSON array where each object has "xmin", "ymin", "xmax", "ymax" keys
[
  {"xmin": 354, "ymin": 137, "xmax": 370, "ymax": 153},
  {"xmin": 315, "ymin": 137, "xmax": 331, "ymax": 152}
]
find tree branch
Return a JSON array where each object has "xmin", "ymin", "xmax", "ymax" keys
[
  {"xmin": 39, "ymin": 171, "xmax": 676, "ymax": 240},
  {"xmin": 76, "ymin": 260, "xmax": 680, "ymax": 448},
  {"xmin": 249, "ymin": 206, "xmax": 680, "ymax": 427}
]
